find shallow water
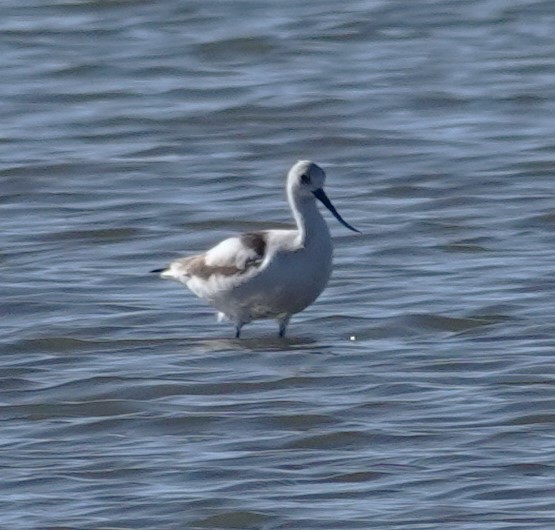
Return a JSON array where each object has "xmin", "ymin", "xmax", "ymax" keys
[{"xmin": 2, "ymin": 0, "xmax": 555, "ymax": 528}]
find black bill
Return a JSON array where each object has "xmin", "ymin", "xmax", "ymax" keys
[{"xmin": 312, "ymin": 188, "xmax": 360, "ymax": 233}]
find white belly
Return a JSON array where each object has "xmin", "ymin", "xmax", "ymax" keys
[{"xmin": 211, "ymin": 239, "xmax": 333, "ymax": 322}]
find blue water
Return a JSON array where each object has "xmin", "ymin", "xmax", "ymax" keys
[{"xmin": 2, "ymin": 1, "xmax": 555, "ymax": 528}]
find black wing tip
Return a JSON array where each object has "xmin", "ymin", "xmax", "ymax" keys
[{"xmin": 150, "ymin": 268, "xmax": 166, "ymax": 274}]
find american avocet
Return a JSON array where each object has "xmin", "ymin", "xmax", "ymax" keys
[{"xmin": 151, "ymin": 160, "xmax": 359, "ymax": 338}]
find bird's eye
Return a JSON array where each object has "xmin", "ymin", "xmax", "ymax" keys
[{"xmin": 301, "ymin": 173, "xmax": 311, "ymax": 185}]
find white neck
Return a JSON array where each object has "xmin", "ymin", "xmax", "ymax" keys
[{"xmin": 288, "ymin": 190, "xmax": 331, "ymax": 246}]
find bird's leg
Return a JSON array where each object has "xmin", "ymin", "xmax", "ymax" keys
[
  {"xmin": 234, "ymin": 323, "xmax": 243, "ymax": 339},
  {"xmin": 278, "ymin": 315, "xmax": 291, "ymax": 338}
]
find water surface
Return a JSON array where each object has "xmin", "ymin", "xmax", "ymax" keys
[{"xmin": 2, "ymin": 1, "xmax": 555, "ymax": 528}]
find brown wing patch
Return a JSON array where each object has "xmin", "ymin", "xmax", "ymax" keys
[
  {"xmin": 240, "ymin": 231, "xmax": 267, "ymax": 261},
  {"xmin": 182, "ymin": 255, "xmax": 241, "ymax": 280},
  {"xmin": 178, "ymin": 232, "xmax": 267, "ymax": 281}
]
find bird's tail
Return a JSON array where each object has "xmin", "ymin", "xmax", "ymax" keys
[{"xmin": 150, "ymin": 266, "xmax": 177, "ymax": 280}]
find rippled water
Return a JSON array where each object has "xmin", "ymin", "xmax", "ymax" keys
[{"xmin": 2, "ymin": 0, "xmax": 555, "ymax": 528}]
